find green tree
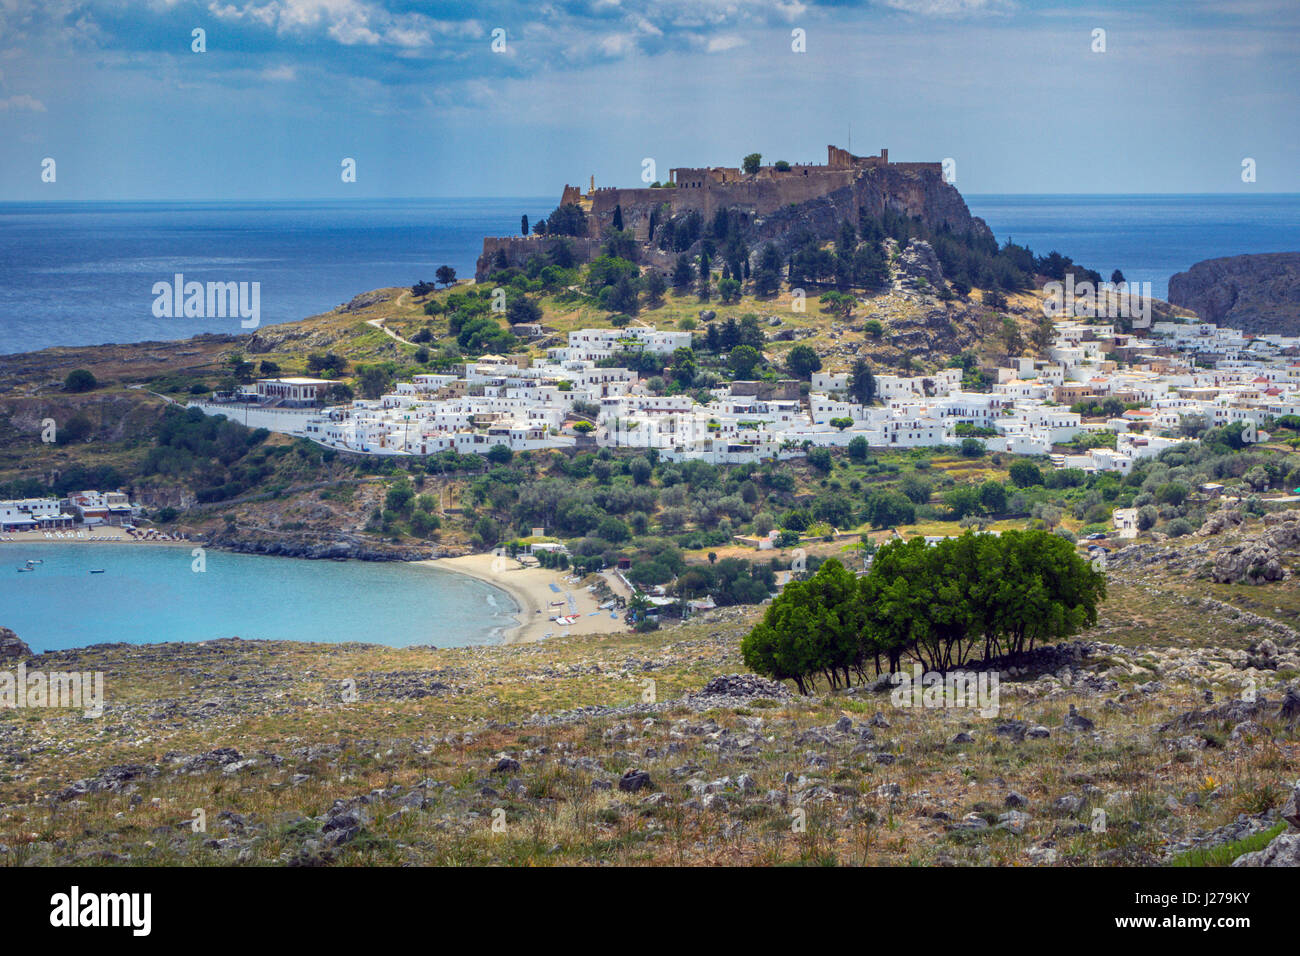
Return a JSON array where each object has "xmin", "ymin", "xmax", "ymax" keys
[
  {"xmin": 63, "ymin": 369, "xmax": 97, "ymax": 392},
  {"xmin": 385, "ymin": 479, "xmax": 415, "ymax": 514},
  {"xmin": 944, "ymin": 485, "xmax": 982, "ymax": 519},
  {"xmin": 1155, "ymin": 481, "xmax": 1190, "ymax": 506},
  {"xmin": 864, "ymin": 489, "xmax": 915, "ymax": 529},
  {"xmin": 58, "ymin": 412, "xmax": 94, "ymax": 444},
  {"xmin": 786, "ymin": 344, "xmax": 822, "ymax": 379},
  {"xmin": 742, "ymin": 559, "xmax": 862, "ymax": 693},
  {"xmin": 507, "ymin": 295, "xmax": 542, "ymax": 326},
  {"xmin": 672, "ymin": 254, "xmax": 695, "ymax": 292},
  {"xmin": 978, "ymin": 480, "xmax": 1008, "ymax": 515},
  {"xmin": 728, "ymin": 345, "xmax": 763, "ymax": 379},
  {"xmin": 998, "ymin": 316, "xmax": 1025, "ymax": 356},
  {"xmin": 645, "ymin": 270, "xmax": 667, "ymax": 304},
  {"xmin": 848, "ymin": 358, "xmax": 876, "ymax": 405},
  {"xmin": 629, "ymin": 456, "xmax": 652, "ymax": 486},
  {"xmin": 1008, "ymin": 460, "xmax": 1043, "ymax": 487},
  {"xmin": 225, "ymin": 351, "xmax": 255, "ymax": 383},
  {"xmin": 754, "ymin": 243, "xmax": 783, "ymax": 296},
  {"xmin": 670, "ymin": 347, "xmax": 697, "ymax": 387},
  {"xmin": 545, "ymin": 203, "xmax": 588, "ymax": 237},
  {"xmin": 899, "ymin": 473, "xmax": 931, "ymax": 504},
  {"xmin": 742, "ymin": 152, "xmax": 762, "ymax": 175},
  {"xmin": 606, "ymin": 275, "xmax": 640, "ymax": 316},
  {"xmin": 819, "ymin": 290, "xmax": 855, "ymax": 318},
  {"xmin": 357, "ymin": 363, "xmax": 395, "ymax": 399},
  {"xmin": 697, "ymin": 252, "xmax": 712, "ymax": 301}
]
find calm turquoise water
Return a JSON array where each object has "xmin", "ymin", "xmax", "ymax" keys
[{"xmin": 0, "ymin": 544, "xmax": 519, "ymax": 652}]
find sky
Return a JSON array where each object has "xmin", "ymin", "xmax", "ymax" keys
[{"xmin": 0, "ymin": 0, "xmax": 1297, "ymax": 199}]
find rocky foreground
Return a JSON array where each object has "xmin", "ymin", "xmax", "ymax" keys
[{"xmin": 1, "ymin": 576, "xmax": 1297, "ymax": 866}]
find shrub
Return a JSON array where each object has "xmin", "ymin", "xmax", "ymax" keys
[{"xmin": 64, "ymin": 369, "xmax": 98, "ymax": 392}]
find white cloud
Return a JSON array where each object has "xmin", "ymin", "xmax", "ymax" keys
[
  {"xmin": 706, "ymin": 34, "xmax": 745, "ymax": 52},
  {"xmin": 878, "ymin": 0, "xmax": 1015, "ymax": 15},
  {"xmin": 0, "ymin": 93, "xmax": 46, "ymax": 111},
  {"xmin": 597, "ymin": 33, "xmax": 636, "ymax": 56},
  {"xmin": 205, "ymin": 0, "xmax": 477, "ymax": 47}
]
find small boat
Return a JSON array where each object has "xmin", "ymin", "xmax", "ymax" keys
[
  {"xmin": 17, "ymin": 567, "xmax": 34, "ymax": 572},
  {"xmin": 89, "ymin": 569, "xmax": 105, "ymax": 574}
]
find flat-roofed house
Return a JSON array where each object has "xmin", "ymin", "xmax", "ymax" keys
[{"xmin": 255, "ymin": 378, "xmax": 333, "ymax": 406}]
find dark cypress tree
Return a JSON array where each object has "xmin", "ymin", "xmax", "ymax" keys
[{"xmin": 849, "ymin": 358, "xmax": 876, "ymax": 405}]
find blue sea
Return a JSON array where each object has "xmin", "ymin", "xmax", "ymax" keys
[
  {"xmin": 965, "ymin": 194, "xmax": 1300, "ymax": 302},
  {"xmin": 0, "ymin": 198, "xmax": 553, "ymax": 355},
  {"xmin": 0, "ymin": 544, "xmax": 520, "ymax": 652},
  {"xmin": 1, "ymin": 195, "xmax": 1298, "ymax": 354}
]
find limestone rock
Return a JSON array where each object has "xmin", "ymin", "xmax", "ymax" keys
[
  {"xmin": 1231, "ymin": 831, "xmax": 1300, "ymax": 867},
  {"xmin": 0, "ymin": 627, "xmax": 31, "ymax": 660}
]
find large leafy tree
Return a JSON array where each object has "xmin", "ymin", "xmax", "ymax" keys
[
  {"xmin": 743, "ymin": 530, "xmax": 1106, "ymax": 692},
  {"xmin": 742, "ymin": 559, "xmax": 862, "ymax": 693},
  {"xmin": 786, "ymin": 344, "xmax": 822, "ymax": 379},
  {"xmin": 728, "ymin": 345, "xmax": 763, "ymax": 379}
]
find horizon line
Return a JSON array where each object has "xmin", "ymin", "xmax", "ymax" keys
[{"xmin": 2, "ymin": 191, "xmax": 1298, "ymax": 204}]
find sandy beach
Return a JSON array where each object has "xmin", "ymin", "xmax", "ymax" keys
[
  {"xmin": 0, "ymin": 527, "xmax": 191, "ymax": 546},
  {"xmin": 423, "ymin": 553, "xmax": 629, "ymax": 644}
]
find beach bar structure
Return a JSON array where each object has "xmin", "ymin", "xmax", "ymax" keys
[
  {"xmin": 63, "ymin": 490, "xmax": 135, "ymax": 526},
  {"xmin": 0, "ymin": 497, "xmax": 76, "ymax": 531}
]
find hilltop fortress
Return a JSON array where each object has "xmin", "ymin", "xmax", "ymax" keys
[{"xmin": 477, "ymin": 145, "xmax": 992, "ymax": 279}]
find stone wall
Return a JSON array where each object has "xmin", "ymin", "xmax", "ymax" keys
[
  {"xmin": 475, "ymin": 236, "xmax": 603, "ymax": 280},
  {"xmin": 477, "ymin": 146, "xmax": 986, "ymax": 276}
]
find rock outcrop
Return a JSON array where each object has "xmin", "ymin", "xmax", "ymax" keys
[
  {"xmin": 1232, "ymin": 781, "xmax": 1300, "ymax": 867},
  {"xmin": 1168, "ymin": 252, "xmax": 1300, "ymax": 334},
  {"xmin": 479, "ymin": 146, "xmax": 991, "ymax": 279},
  {"xmin": 1210, "ymin": 511, "xmax": 1300, "ymax": 584},
  {"xmin": 894, "ymin": 238, "xmax": 945, "ymax": 293},
  {"xmin": 0, "ymin": 627, "xmax": 31, "ymax": 660}
]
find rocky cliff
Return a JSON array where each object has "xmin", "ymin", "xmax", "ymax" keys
[
  {"xmin": 1167, "ymin": 252, "xmax": 1300, "ymax": 334},
  {"xmin": 478, "ymin": 158, "xmax": 991, "ymax": 279}
]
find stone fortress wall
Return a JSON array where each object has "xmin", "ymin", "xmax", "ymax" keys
[{"xmin": 477, "ymin": 146, "xmax": 968, "ymax": 279}]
